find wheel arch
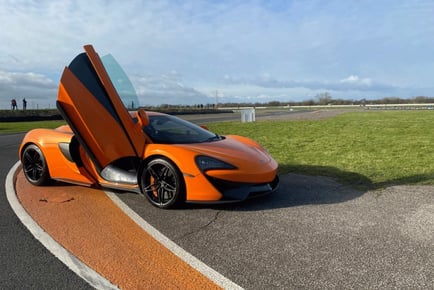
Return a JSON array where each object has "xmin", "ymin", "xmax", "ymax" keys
[{"xmin": 20, "ymin": 141, "xmax": 46, "ymax": 161}]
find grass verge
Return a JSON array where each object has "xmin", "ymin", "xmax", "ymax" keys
[
  {"xmin": 0, "ymin": 120, "xmax": 65, "ymax": 134},
  {"xmin": 209, "ymin": 110, "xmax": 434, "ymax": 189}
]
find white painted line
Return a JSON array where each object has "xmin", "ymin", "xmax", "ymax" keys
[
  {"xmin": 5, "ymin": 161, "xmax": 118, "ymax": 290},
  {"xmin": 105, "ymin": 191, "xmax": 244, "ymax": 290}
]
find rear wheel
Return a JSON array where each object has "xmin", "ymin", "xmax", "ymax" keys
[
  {"xmin": 21, "ymin": 144, "xmax": 51, "ymax": 186},
  {"xmin": 140, "ymin": 158, "xmax": 184, "ymax": 209}
]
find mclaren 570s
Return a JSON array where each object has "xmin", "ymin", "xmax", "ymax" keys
[{"xmin": 19, "ymin": 45, "xmax": 279, "ymax": 208}]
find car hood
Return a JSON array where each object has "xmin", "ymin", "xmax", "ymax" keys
[{"xmin": 178, "ymin": 135, "xmax": 273, "ymax": 167}]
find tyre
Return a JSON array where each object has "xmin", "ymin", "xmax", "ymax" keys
[
  {"xmin": 140, "ymin": 158, "xmax": 184, "ymax": 209},
  {"xmin": 21, "ymin": 144, "xmax": 51, "ymax": 186}
]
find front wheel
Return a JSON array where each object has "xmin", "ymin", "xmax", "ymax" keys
[
  {"xmin": 21, "ymin": 144, "xmax": 51, "ymax": 186},
  {"xmin": 140, "ymin": 158, "xmax": 185, "ymax": 209}
]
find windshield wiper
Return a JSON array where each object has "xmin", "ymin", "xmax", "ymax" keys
[{"xmin": 205, "ymin": 134, "xmax": 222, "ymax": 142}]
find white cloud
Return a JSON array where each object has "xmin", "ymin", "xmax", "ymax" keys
[
  {"xmin": 223, "ymin": 74, "xmax": 390, "ymax": 93},
  {"xmin": 0, "ymin": 70, "xmax": 57, "ymax": 109},
  {"xmin": 0, "ymin": 0, "xmax": 434, "ymax": 108},
  {"xmin": 131, "ymin": 74, "xmax": 213, "ymax": 106},
  {"xmin": 340, "ymin": 75, "xmax": 372, "ymax": 86}
]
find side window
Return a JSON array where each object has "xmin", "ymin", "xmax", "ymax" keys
[{"xmin": 158, "ymin": 120, "xmax": 192, "ymax": 135}]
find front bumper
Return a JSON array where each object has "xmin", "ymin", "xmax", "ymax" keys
[{"xmin": 196, "ymin": 175, "xmax": 280, "ymax": 203}]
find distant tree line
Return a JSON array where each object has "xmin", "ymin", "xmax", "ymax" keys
[
  {"xmin": 216, "ymin": 94, "xmax": 434, "ymax": 108},
  {"xmin": 142, "ymin": 94, "xmax": 434, "ymax": 111}
]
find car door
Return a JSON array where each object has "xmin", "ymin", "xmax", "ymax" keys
[{"xmin": 56, "ymin": 45, "xmax": 146, "ymax": 172}]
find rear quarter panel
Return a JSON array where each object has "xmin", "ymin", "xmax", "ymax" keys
[{"xmin": 20, "ymin": 128, "xmax": 94, "ymax": 185}]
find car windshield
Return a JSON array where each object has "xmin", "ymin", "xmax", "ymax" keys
[{"xmin": 143, "ymin": 114, "xmax": 222, "ymax": 144}]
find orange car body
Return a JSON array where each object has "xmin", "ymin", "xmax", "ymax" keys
[{"xmin": 19, "ymin": 45, "xmax": 279, "ymax": 207}]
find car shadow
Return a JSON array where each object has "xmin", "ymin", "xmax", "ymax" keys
[
  {"xmin": 211, "ymin": 176, "xmax": 363, "ymax": 212},
  {"xmin": 188, "ymin": 164, "xmax": 434, "ymax": 212}
]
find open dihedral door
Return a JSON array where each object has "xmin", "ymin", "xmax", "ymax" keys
[{"xmin": 56, "ymin": 45, "xmax": 146, "ymax": 175}]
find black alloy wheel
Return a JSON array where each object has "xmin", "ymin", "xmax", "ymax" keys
[
  {"xmin": 22, "ymin": 144, "xmax": 51, "ymax": 186},
  {"xmin": 140, "ymin": 158, "xmax": 184, "ymax": 209}
]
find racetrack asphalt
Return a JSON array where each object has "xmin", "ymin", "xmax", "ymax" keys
[
  {"xmin": 2, "ymin": 110, "xmax": 434, "ymax": 289},
  {"xmin": 115, "ymin": 173, "xmax": 434, "ymax": 289},
  {"xmin": 0, "ymin": 133, "xmax": 91, "ymax": 289}
]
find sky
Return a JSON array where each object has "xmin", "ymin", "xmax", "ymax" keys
[{"xmin": 1, "ymin": 0, "xmax": 434, "ymax": 109}]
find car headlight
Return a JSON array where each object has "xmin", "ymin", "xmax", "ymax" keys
[{"xmin": 195, "ymin": 156, "xmax": 236, "ymax": 172}]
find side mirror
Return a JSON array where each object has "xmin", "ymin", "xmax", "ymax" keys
[{"xmin": 136, "ymin": 109, "xmax": 149, "ymax": 127}]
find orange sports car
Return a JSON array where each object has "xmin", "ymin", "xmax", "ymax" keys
[{"xmin": 19, "ymin": 45, "xmax": 279, "ymax": 209}]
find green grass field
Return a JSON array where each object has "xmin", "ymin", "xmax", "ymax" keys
[
  {"xmin": 3, "ymin": 111, "xmax": 434, "ymax": 189},
  {"xmin": 209, "ymin": 111, "xmax": 434, "ymax": 189},
  {"xmin": 0, "ymin": 120, "xmax": 65, "ymax": 134}
]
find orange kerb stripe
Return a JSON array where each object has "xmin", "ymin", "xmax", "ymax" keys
[{"xmin": 15, "ymin": 171, "xmax": 220, "ymax": 289}]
